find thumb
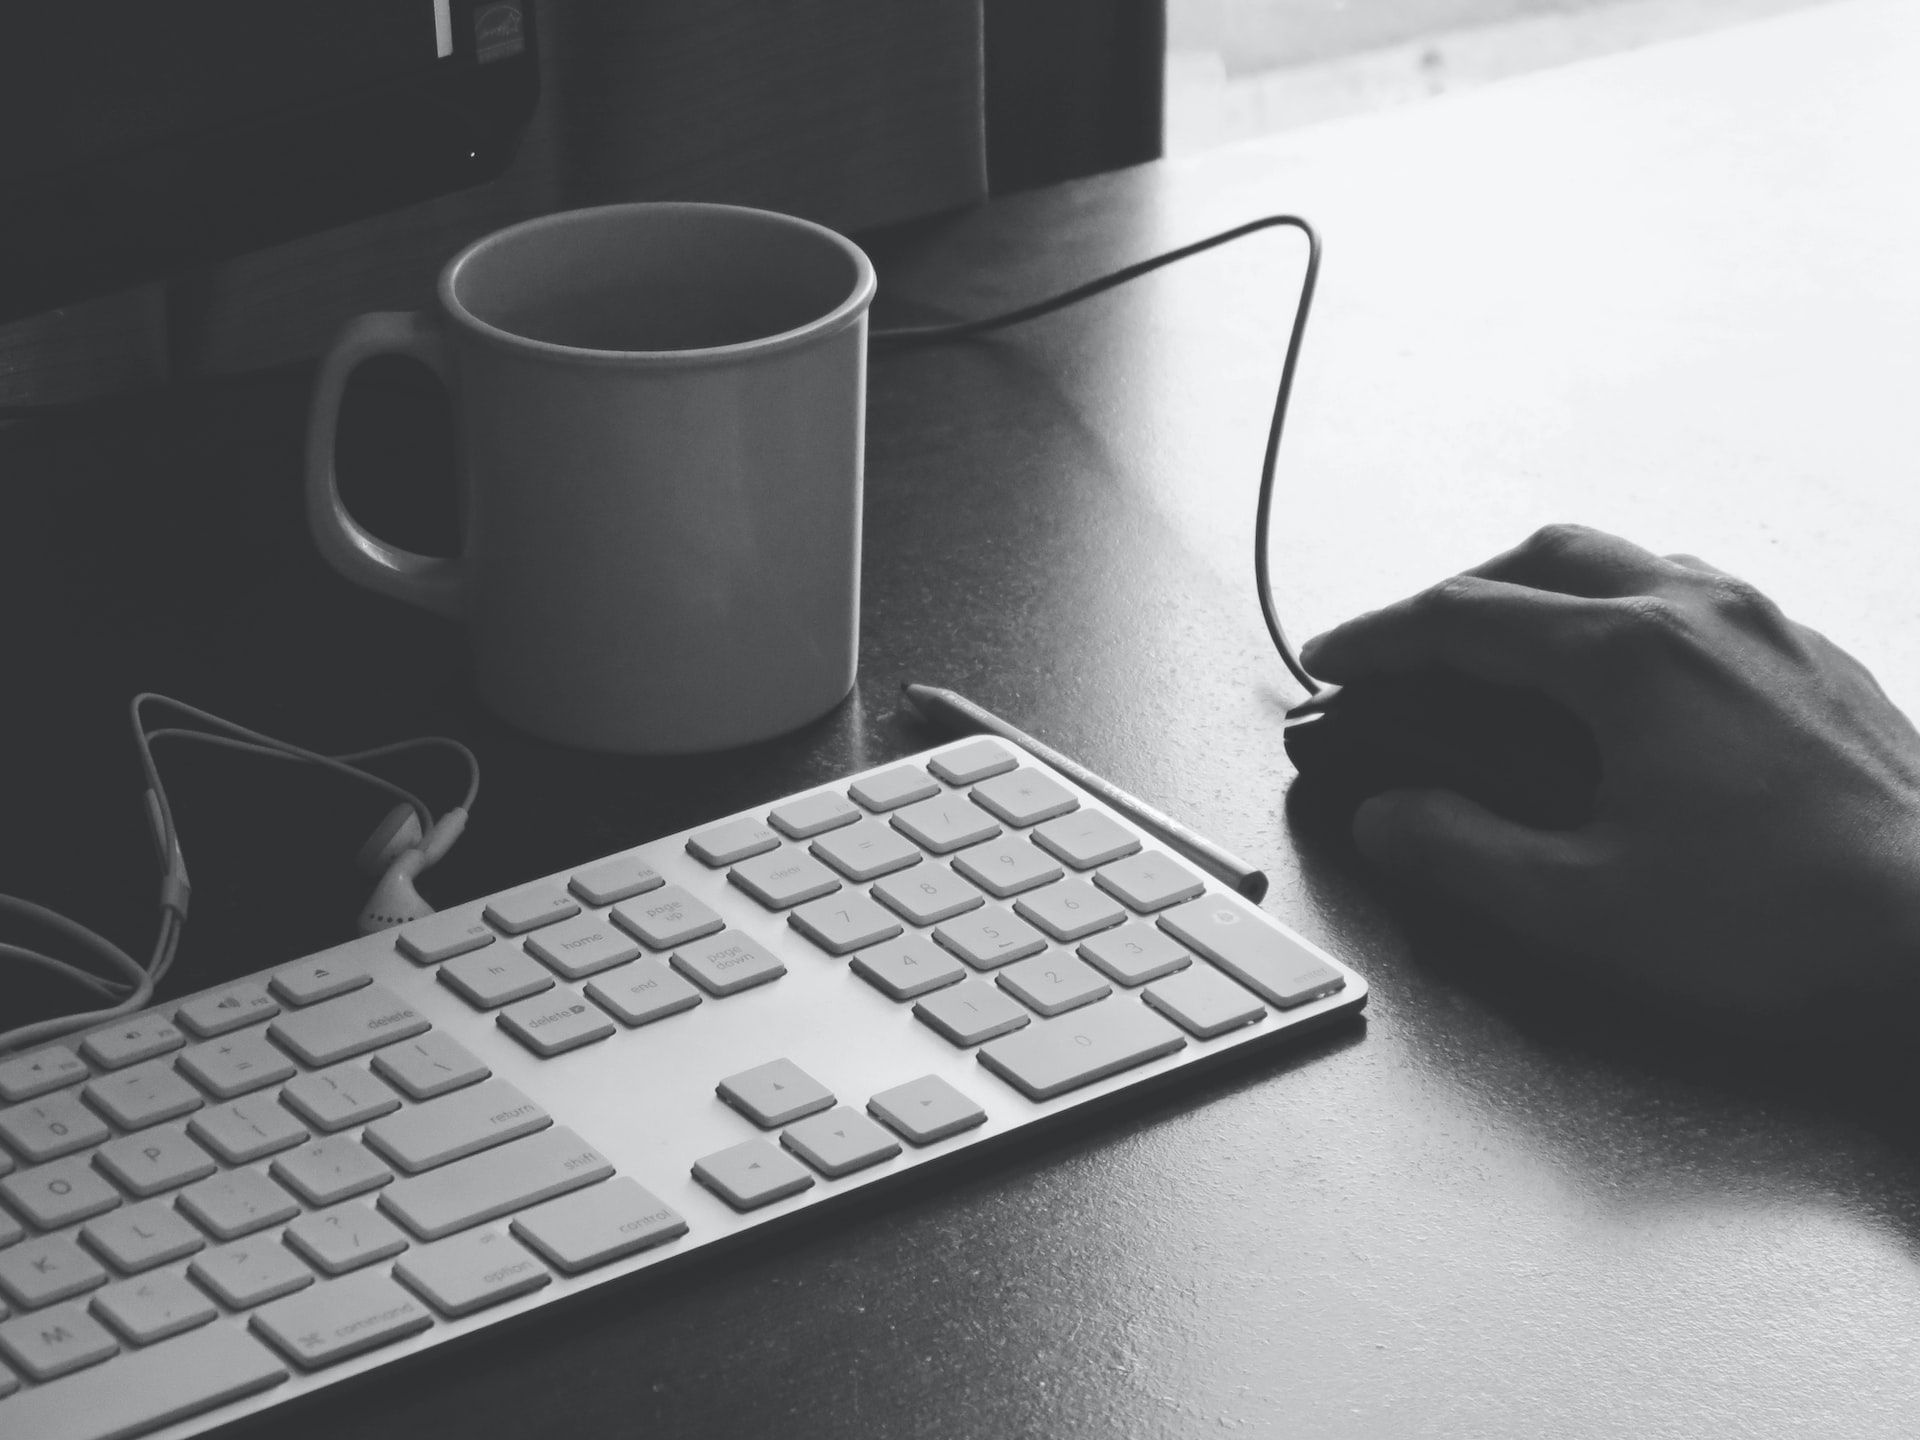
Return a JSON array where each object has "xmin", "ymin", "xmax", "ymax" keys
[{"xmin": 1353, "ymin": 788, "xmax": 1599, "ymax": 935}]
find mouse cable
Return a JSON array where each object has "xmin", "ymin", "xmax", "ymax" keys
[
  {"xmin": 869, "ymin": 213, "xmax": 1325, "ymax": 699},
  {"xmin": 0, "ymin": 696, "xmax": 479, "ymax": 1056}
]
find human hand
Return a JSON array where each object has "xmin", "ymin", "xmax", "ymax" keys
[{"xmin": 1298, "ymin": 524, "xmax": 1920, "ymax": 1019}]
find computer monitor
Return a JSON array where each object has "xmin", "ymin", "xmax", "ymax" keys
[{"xmin": 0, "ymin": 1, "xmax": 540, "ymax": 326}]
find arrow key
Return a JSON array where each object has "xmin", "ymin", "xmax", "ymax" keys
[
  {"xmin": 867, "ymin": 1075, "xmax": 988, "ymax": 1146},
  {"xmin": 692, "ymin": 1140, "xmax": 814, "ymax": 1211},
  {"xmin": 781, "ymin": 1106, "xmax": 901, "ymax": 1178},
  {"xmin": 716, "ymin": 1059, "xmax": 835, "ymax": 1128}
]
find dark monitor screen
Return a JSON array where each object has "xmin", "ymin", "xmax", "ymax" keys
[{"xmin": 0, "ymin": 1, "xmax": 539, "ymax": 325}]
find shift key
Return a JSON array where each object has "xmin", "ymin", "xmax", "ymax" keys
[
  {"xmin": 379, "ymin": 1126, "xmax": 614, "ymax": 1240},
  {"xmin": 270, "ymin": 984, "xmax": 429, "ymax": 1067}
]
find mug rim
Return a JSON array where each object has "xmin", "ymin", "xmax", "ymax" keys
[{"xmin": 438, "ymin": 200, "xmax": 877, "ymax": 367}]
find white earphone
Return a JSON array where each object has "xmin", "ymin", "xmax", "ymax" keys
[{"xmin": 0, "ymin": 693, "xmax": 479, "ymax": 1055}]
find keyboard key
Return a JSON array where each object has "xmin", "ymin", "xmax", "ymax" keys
[
  {"xmin": 524, "ymin": 913, "xmax": 643, "ymax": 979},
  {"xmin": 1144, "ymin": 966, "xmax": 1268, "ymax": 1038},
  {"xmin": 269, "ymin": 957, "xmax": 371, "ymax": 1006},
  {"xmin": 717, "ymin": 1060, "xmax": 835, "ymax": 1128},
  {"xmin": 1078, "ymin": 922, "xmax": 1192, "ymax": 986},
  {"xmin": 1093, "ymin": 851, "xmax": 1206, "ymax": 912},
  {"xmin": 370, "ymin": 1032, "xmax": 491, "ymax": 1101},
  {"xmin": 810, "ymin": 818, "xmax": 923, "ymax": 881},
  {"xmin": 282, "ymin": 1064, "xmax": 403, "ymax": 1133},
  {"xmin": 927, "ymin": 739, "xmax": 1018, "ymax": 785},
  {"xmin": 780, "ymin": 1107, "xmax": 901, "ymax": 1178},
  {"xmin": 969, "ymin": 767, "xmax": 1078, "ymax": 826},
  {"xmin": 978, "ymin": 999, "xmax": 1186, "ymax": 1101},
  {"xmin": 176, "ymin": 1030, "xmax": 297, "ymax": 1100},
  {"xmin": 189, "ymin": 1093, "xmax": 309, "ymax": 1164},
  {"xmin": 0, "ymin": 1322, "xmax": 286, "ymax": 1438},
  {"xmin": 0, "ymin": 1047, "xmax": 88, "ymax": 1103},
  {"xmin": 0, "ymin": 1235, "xmax": 109, "ymax": 1308},
  {"xmin": 269, "ymin": 984, "xmax": 429, "ymax": 1068},
  {"xmin": 730, "ymin": 848, "xmax": 842, "ymax": 909},
  {"xmin": 364, "ymin": 1079, "xmax": 550, "ymax": 1173},
  {"xmin": 671, "ymin": 932, "xmax": 787, "ymax": 996},
  {"xmin": 396, "ymin": 1227, "xmax": 551, "ymax": 1317},
  {"xmin": 569, "ymin": 853, "xmax": 666, "ymax": 906},
  {"xmin": 996, "ymin": 954, "xmax": 1113, "ymax": 1017},
  {"xmin": 951, "ymin": 836, "xmax": 1064, "ymax": 899},
  {"xmin": 499, "ymin": 990, "xmax": 617, "ymax": 1057},
  {"xmin": 913, "ymin": 979, "xmax": 1032, "ymax": 1046},
  {"xmin": 512, "ymin": 1177, "xmax": 688, "ymax": 1272},
  {"xmin": 1158, "ymin": 898, "xmax": 1347, "ymax": 1008},
  {"xmin": 1013, "ymin": 876, "xmax": 1129, "ymax": 941},
  {"xmin": 0, "ymin": 1207, "xmax": 17, "ymax": 1247},
  {"xmin": 190, "ymin": 1239, "xmax": 315, "ymax": 1309},
  {"xmin": 0, "ymin": 1300, "xmax": 117, "ymax": 1379},
  {"xmin": 3, "ymin": 1156, "xmax": 121, "ymax": 1229},
  {"xmin": 867, "ymin": 1075, "xmax": 988, "ymax": 1145},
  {"xmin": 890, "ymin": 794, "xmax": 1001, "ymax": 854},
  {"xmin": 80, "ymin": 1200, "xmax": 204, "ymax": 1274},
  {"xmin": 251, "ymin": 1269, "xmax": 433, "ymax": 1370},
  {"xmin": 285, "ymin": 1202, "xmax": 411, "ymax": 1276},
  {"xmin": 871, "ymin": 865, "xmax": 985, "ymax": 925},
  {"xmin": 396, "ymin": 911, "xmax": 495, "ymax": 965},
  {"xmin": 848, "ymin": 765, "xmax": 940, "ymax": 812},
  {"xmin": 92, "ymin": 1270, "xmax": 218, "ymax": 1344},
  {"xmin": 0, "ymin": 1360, "xmax": 16, "ymax": 1398},
  {"xmin": 483, "ymin": 883, "xmax": 580, "ymax": 936},
  {"xmin": 768, "ymin": 790, "xmax": 862, "ymax": 838},
  {"xmin": 82, "ymin": 1058, "xmax": 203, "ymax": 1129},
  {"xmin": 586, "ymin": 957, "xmax": 704, "ymax": 1026},
  {"xmin": 0, "ymin": 1091, "xmax": 109, "ymax": 1162},
  {"xmin": 686, "ymin": 816, "xmax": 780, "ymax": 867},
  {"xmin": 177, "ymin": 1169, "xmax": 300, "ymax": 1241},
  {"xmin": 692, "ymin": 1140, "xmax": 814, "ymax": 1211},
  {"xmin": 272, "ymin": 1137, "xmax": 394, "ymax": 1208},
  {"xmin": 1031, "ymin": 809, "xmax": 1141, "ymax": 870},
  {"xmin": 611, "ymin": 886, "xmax": 725, "ymax": 949},
  {"xmin": 176, "ymin": 983, "xmax": 280, "ymax": 1038},
  {"xmin": 932, "ymin": 906, "xmax": 1047, "ymax": 969},
  {"xmin": 850, "ymin": 935, "xmax": 967, "ymax": 1000},
  {"xmin": 379, "ymin": 1127, "xmax": 614, "ymax": 1241},
  {"xmin": 94, "ymin": 1124, "xmax": 217, "ymax": 1197},
  {"xmin": 789, "ymin": 892, "xmax": 902, "ymax": 955},
  {"xmin": 439, "ymin": 947, "xmax": 555, "ymax": 1009},
  {"xmin": 80, "ymin": 1014, "xmax": 183, "ymax": 1070}
]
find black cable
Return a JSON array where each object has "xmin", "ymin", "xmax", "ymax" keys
[{"xmin": 871, "ymin": 214, "xmax": 1325, "ymax": 699}]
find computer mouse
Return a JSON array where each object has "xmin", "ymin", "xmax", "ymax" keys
[{"xmin": 1283, "ymin": 670, "xmax": 1601, "ymax": 829}]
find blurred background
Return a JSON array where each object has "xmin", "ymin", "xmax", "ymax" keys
[{"xmin": 1167, "ymin": 0, "xmax": 1840, "ymax": 150}]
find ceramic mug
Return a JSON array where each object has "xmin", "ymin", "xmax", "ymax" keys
[{"xmin": 305, "ymin": 201, "xmax": 876, "ymax": 753}]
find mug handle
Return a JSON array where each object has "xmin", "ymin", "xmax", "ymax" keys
[{"xmin": 304, "ymin": 311, "xmax": 467, "ymax": 621}]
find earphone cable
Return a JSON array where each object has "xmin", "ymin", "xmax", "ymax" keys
[{"xmin": 871, "ymin": 214, "xmax": 1325, "ymax": 697}]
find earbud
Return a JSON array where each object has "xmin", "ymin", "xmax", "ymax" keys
[
  {"xmin": 356, "ymin": 803, "xmax": 425, "ymax": 876},
  {"xmin": 356, "ymin": 807, "xmax": 469, "ymax": 935}
]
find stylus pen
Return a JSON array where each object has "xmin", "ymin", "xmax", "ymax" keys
[{"xmin": 900, "ymin": 683, "xmax": 1270, "ymax": 904}]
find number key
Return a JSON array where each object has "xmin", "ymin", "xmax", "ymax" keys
[
  {"xmin": 951, "ymin": 837, "xmax": 1063, "ymax": 899},
  {"xmin": 995, "ymin": 954, "xmax": 1112, "ymax": 1017}
]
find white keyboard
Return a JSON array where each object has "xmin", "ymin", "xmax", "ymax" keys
[{"xmin": 0, "ymin": 737, "xmax": 1367, "ymax": 1440}]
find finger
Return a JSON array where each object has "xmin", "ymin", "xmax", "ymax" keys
[
  {"xmin": 1299, "ymin": 574, "xmax": 1619, "ymax": 710},
  {"xmin": 1352, "ymin": 789, "xmax": 1605, "ymax": 939},
  {"xmin": 1465, "ymin": 523, "xmax": 1674, "ymax": 598},
  {"xmin": 1662, "ymin": 552, "xmax": 1730, "ymax": 577}
]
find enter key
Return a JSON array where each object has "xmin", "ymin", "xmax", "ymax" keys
[
  {"xmin": 1156, "ymin": 897, "xmax": 1346, "ymax": 1009},
  {"xmin": 363, "ymin": 1079, "xmax": 550, "ymax": 1173}
]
